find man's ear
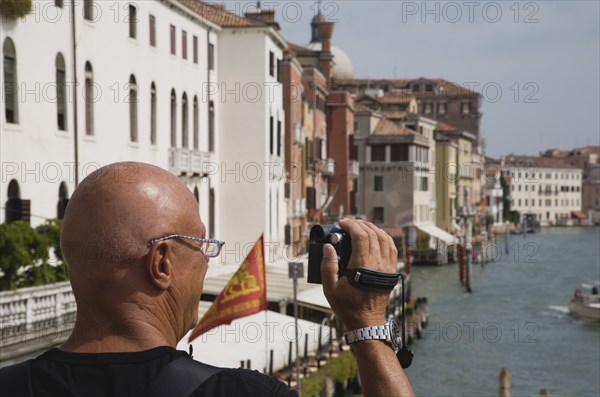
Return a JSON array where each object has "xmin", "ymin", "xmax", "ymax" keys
[{"xmin": 146, "ymin": 242, "xmax": 174, "ymax": 290}]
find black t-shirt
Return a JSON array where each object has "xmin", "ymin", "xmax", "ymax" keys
[{"xmin": 28, "ymin": 346, "xmax": 297, "ymax": 397}]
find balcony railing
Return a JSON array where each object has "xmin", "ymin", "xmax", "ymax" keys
[
  {"xmin": 169, "ymin": 148, "xmax": 215, "ymax": 176},
  {"xmin": 0, "ymin": 282, "xmax": 76, "ymax": 350},
  {"xmin": 348, "ymin": 160, "xmax": 360, "ymax": 179},
  {"xmin": 322, "ymin": 158, "xmax": 335, "ymax": 177}
]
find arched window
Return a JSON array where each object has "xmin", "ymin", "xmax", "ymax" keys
[
  {"xmin": 129, "ymin": 74, "xmax": 138, "ymax": 143},
  {"xmin": 208, "ymin": 101, "xmax": 215, "ymax": 152},
  {"xmin": 170, "ymin": 89, "xmax": 177, "ymax": 147},
  {"xmin": 56, "ymin": 53, "xmax": 67, "ymax": 131},
  {"xmin": 193, "ymin": 96, "xmax": 199, "ymax": 150},
  {"xmin": 84, "ymin": 62, "xmax": 94, "ymax": 135},
  {"xmin": 57, "ymin": 182, "xmax": 69, "ymax": 219},
  {"xmin": 3, "ymin": 38, "xmax": 18, "ymax": 124},
  {"xmin": 150, "ymin": 82, "xmax": 156, "ymax": 145},
  {"xmin": 5, "ymin": 179, "xmax": 29, "ymax": 224},
  {"xmin": 182, "ymin": 92, "xmax": 188, "ymax": 148}
]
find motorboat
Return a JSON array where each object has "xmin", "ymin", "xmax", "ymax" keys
[{"xmin": 569, "ymin": 288, "xmax": 600, "ymax": 321}]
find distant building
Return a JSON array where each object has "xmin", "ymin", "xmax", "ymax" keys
[
  {"xmin": 354, "ymin": 105, "xmax": 454, "ymax": 264},
  {"xmin": 541, "ymin": 146, "xmax": 600, "ymax": 225},
  {"xmin": 582, "ymin": 164, "xmax": 600, "ymax": 224},
  {"xmin": 334, "ymin": 78, "xmax": 482, "ymax": 141},
  {"xmin": 502, "ymin": 156, "xmax": 583, "ymax": 226},
  {"xmin": 435, "ymin": 135, "xmax": 458, "ymax": 233}
]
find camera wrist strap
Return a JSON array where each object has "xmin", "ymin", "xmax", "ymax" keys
[{"xmin": 344, "ymin": 268, "xmax": 400, "ymax": 292}]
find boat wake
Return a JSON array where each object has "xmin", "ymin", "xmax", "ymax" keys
[{"xmin": 547, "ymin": 305, "xmax": 569, "ymax": 314}]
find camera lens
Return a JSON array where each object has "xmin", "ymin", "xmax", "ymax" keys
[{"xmin": 330, "ymin": 232, "xmax": 344, "ymax": 244}]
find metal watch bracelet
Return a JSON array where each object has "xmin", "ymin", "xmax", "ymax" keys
[{"xmin": 343, "ymin": 321, "xmax": 400, "ymax": 350}]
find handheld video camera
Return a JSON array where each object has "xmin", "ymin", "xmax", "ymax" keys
[{"xmin": 307, "ymin": 224, "xmax": 352, "ymax": 284}]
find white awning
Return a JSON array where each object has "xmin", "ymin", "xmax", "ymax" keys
[
  {"xmin": 296, "ymin": 286, "xmax": 331, "ymax": 312},
  {"xmin": 416, "ymin": 223, "xmax": 457, "ymax": 245},
  {"xmin": 177, "ymin": 310, "xmax": 333, "ymax": 372}
]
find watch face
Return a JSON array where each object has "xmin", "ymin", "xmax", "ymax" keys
[{"xmin": 389, "ymin": 320, "xmax": 402, "ymax": 349}]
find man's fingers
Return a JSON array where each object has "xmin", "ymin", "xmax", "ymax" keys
[
  {"xmin": 360, "ymin": 221, "xmax": 392, "ymax": 267},
  {"xmin": 321, "ymin": 243, "xmax": 339, "ymax": 292}
]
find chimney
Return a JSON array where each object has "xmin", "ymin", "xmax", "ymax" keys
[
  {"xmin": 244, "ymin": 2, "xmax": 280, "ymax": 30},
  {"xmin": 318, "ymin": 22, "xmax": 334, "ymax": 54},
  {"xmin": 318, "ymin": 21, "xmax": 335, "ymax": 87}
]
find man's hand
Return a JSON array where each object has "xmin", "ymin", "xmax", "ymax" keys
[
  {"xmin": 320, "ymin": 218, "xmax": 415, "ymax": 397},
  {"xmin": 320, "ymin": 218, "xmax": 398, "ymax": 330}
]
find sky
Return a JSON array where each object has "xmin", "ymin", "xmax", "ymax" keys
[{"xmin": 223, "ymin": 0, "xmax": 600, "ymax": 158}]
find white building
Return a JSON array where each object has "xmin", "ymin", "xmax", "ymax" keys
[
  {"xmin": 503, "ymin": 156, "xmax": 583, "ymax": 226},
  {"xmin": 213, "ymin": 11, "xmax": 286, "ymax": 262},
  {"xmin": 1, "ymin": 0, "xmax": 287, "ymax": 262}
]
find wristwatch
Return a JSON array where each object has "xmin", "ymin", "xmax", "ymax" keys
[{"xmin": 344, "ymin": 320, "xmax": 402, "ymax": 351}]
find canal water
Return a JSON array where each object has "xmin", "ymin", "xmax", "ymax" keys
[{"xmin": 408, "ymin": 226, "xmax": 600, "ymax": 397}]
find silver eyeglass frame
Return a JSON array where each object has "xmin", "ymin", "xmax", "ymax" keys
[{"xmin": 147, "ymin": 234, "xmax": 225, "ymax": 258}]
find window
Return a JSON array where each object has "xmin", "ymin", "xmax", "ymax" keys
[
  {"xmin": 421, "ymin": 177, "xmax": 428, "ymax": 191},
  {"xmin": 55, "ymin": 0, "xmax": 63, "ymax": 7},
  {"xmin": 371, "ymin": 145, "xmax": 386, "ymax": 162},
  {"xmin": 57, "ymin": 182, "xmax": 68, "ymax": 219},
  {"xmin": 3, "ymin": 38, "xmax": 18, "ymax": 124},
  {"xmin": 461, "ymin": 102, "xmax": 471, "ymax": 114},
  {"xmin": 170, "ymin": 89, "xmax": 176, "ymax": 147},
  {"xmin": 208, "ymin": 101, "xmax": 215, "ymax": 152},
  {"xmin": 182, "ymin": 30, "xmax": 187, "ymax": 60},
  {"xmin": 208, "ymin": 43, "xmax": 214, "ymax": 70},
  {"xmin": 170, "ymin": 25, "xmax": 176, "ymax": 55},
  {"xmin": 128, "ymin": 4, "xmax": 137, "ymax": 39},
  {"xmin": 424, "ymin": 103, "xmax": 432, "ymax": 114},
  {"xmin": 128, "ymin": 75, "xmax": 138, "ymax": 143},
  {"xmin": 193, "ymin": 35, "xmax": 198, "ymax": 64},
  {"xmin": 437, "ymin": 103, "xmax": 446, "ymax": 115},
  {"xmin": 149, "ymin": 15, "xmax": 156, "ymax": 46},
  {"xmin": 84, "ymin": 62, "xmax": 94, "ymax": 135},
  {"xmin": 277, "ymin": 120, "xmax": 281, "ymax": 157},
  {"xmin": 374, "ymin": 175, "xmax": 383, "ymax": 192},
  {"xmin": 150, "ymin": 83, "xmax": 156, "ymax": 145},
  {"xmin": 269, "ymin": 116, "xmax": 274, "ymax": 155},
  {"xmin": 373, "ymin": 207, "xmax": 384, "ymax": 224},
  {"xmin": 277, "ymin": 59, "xmax": 282, "ymax": 83},
  {"xmin": 412, "ymin": 84, "xmax": 420, "ymax": 92},
  {"xmin": 518, "ymin": 199, "xmax": 521, "ymax": 206},
  {"xmin": 425, "ymin": 84, "xmax": 434, "ymax": 92},
  {"xmin": 269, "ymin": 51, "xmax": 274, "ymax": 77},
  {"xmin": 518, "ymin": 185, "xmax": 522, "ymax": 192},
  {"xmin": 193, "ymin": 96, "xmax": 199, "ymax": 149},
  {"xmin": 56, "ymin": 53, "xmax": 67, "ymax": 130},
  {"xmin": 181, "ymin": 93, "xmax": 188, "ymax": 148},
  {"xmin": 84, "ymin": 0, "xmax": 93, "ymax": 21}
]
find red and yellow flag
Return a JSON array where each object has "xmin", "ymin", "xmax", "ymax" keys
[{"xmin": 188, "ymin": 235, "xmax": 267, "ymax": 342}]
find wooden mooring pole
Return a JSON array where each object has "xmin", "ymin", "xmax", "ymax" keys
[{"xmin": 499, "ymin": 367, "xmax": 510, "ymax": 397}]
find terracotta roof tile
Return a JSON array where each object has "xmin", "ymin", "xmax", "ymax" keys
[
  {"xmin": 177, "ymin": 0, "xmax": 264, "ymax": 27},
  {"xmin": 334, "ymin": 78, "xmax": 479, "ymax": 97},
  {"xmin": 372, "ymin": 119, "xmax": 415, "ymax": 136},
  {"xmin": 434, "ymin": 121, "xmax": 460, "ymax": 132}
]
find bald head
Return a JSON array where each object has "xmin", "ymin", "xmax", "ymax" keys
[
  {"xmin": 61, "ymin": 162, "xmax": 202, "ymax": 284},
  {"xmin": 59, "ymin": 162, "xmax": 209, "ymax": 350}
]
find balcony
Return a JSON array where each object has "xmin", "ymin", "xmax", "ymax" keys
[
  {"xmin": 322, "ymin": 158, "xmax": 335, "ymax": 177},
  {"xmin": 169, "ymin": 148, "xmax": 214, "ymax": 176},
  {"xmin": 348, "ymin": 160, "xmax": 360, "ymax": 179}
]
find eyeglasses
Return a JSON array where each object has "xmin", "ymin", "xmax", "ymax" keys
[{"xmin": 147, "ymin": 234, "xmax": 225, "ymax": 258}]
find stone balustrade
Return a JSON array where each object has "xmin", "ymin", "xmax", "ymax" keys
[{"xmin": 0, "ymin": 282, "xmax": 76, "ymax": 351}]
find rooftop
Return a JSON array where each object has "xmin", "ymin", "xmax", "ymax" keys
[
  {"xmin": 504, "ymin": 156, "xmax": 580, "ymax": 170},
  {"xmin": 177, "ymin": 0, "xmax": 264, "ymax": 27},
  {"xmin": 372, "ymin": 119, "xmax": 415, "ymax": 136}
]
